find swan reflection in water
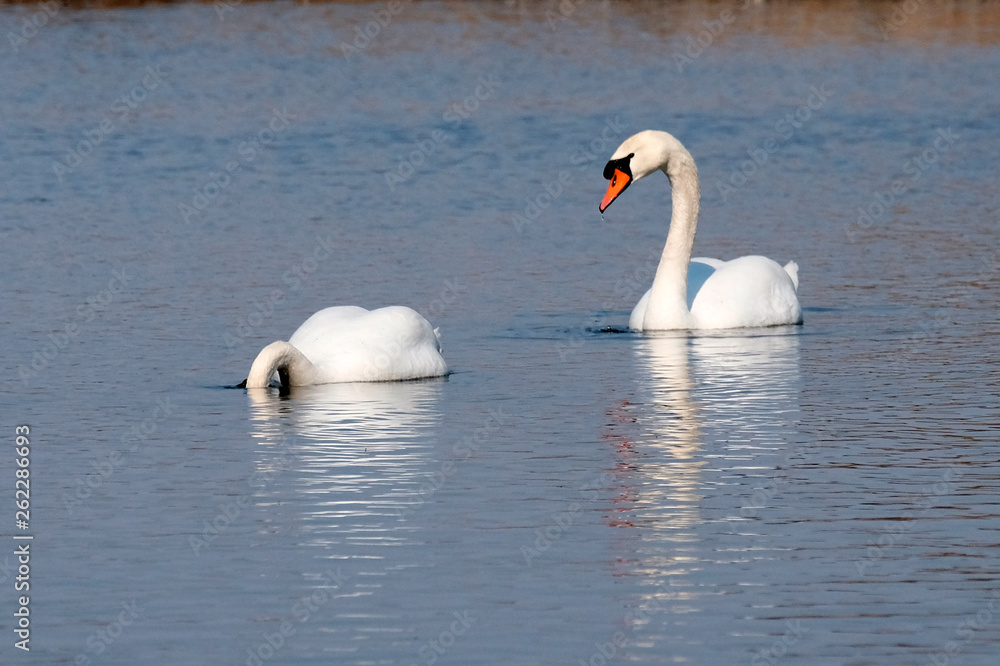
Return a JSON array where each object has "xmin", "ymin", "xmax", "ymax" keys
[
  {"xmin": 245, "ymin": 381, "xmax": 444, "ymax": 546},
  {"xmin": 603, "ymin": 331, "xmax": 801, "ymax": 618}
]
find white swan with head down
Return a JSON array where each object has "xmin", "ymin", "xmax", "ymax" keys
[
  {"xmin": 600, "ymin": 130, "xmax": 802, "ymax": 331},
  {"xmin": 243, "ymin": 306, "xmax": 448, "ymax": 390}
]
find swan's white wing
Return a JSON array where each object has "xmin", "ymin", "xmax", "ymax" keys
[
  {"xmin": 691, "ymin": 257, "xmax": 724, "ymax": 269},
  {"xmin": 288, "ymin": 306, "xmax": 370, "ymax": 357},
  {"xmin": 690, "ymin": 256, "xmax": 802, "ymax": 329},
  {"xmin": 288, "ymin": 306, "xmax": 447, "ymax": 383},
  {"xmin": 687, "ymin": 260, "xmax": 718, "ymax": 309}
]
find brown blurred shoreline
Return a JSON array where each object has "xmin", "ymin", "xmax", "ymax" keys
[{"xmin": 3, "ymin": 0, "xmax": 1000, "ymax": 47}]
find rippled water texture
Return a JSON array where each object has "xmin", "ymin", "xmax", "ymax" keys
[{"xmin": 2, "ymin": 0, "xmax": 1000, "ymax": 663}]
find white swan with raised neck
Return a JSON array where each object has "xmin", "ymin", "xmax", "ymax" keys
[
  {"xmin": 243, "ymin": 305, "xmax": 448, "ymax": 390},
  {"xmin": 600, "ymin": 130, "xmax": 802, "ymax": 331}
]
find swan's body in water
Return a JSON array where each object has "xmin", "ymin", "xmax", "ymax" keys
[
  {"xmin": 244, "ymin": 306, "xmax": 448, "ymax": 389},
  {"xmin": 600, "ymin": 130, "xmax": 802, "ymax": 331}
]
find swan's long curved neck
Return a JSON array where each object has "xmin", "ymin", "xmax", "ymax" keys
[
  {"xmin": 245, "ymin": 341, "xmax": 318, "ymax": 390},
  {"xmin": 642, "ymin": 156, "xmax": 700, "ymax": 330}
]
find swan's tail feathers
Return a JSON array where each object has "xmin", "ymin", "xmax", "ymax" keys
[
  {"xmin": 433, "ymin": 327, "xmax": 443, "ymax": 351},
  {"xmin": 783, "ymin": 261, "xmax": 800, "ymax": 291}
]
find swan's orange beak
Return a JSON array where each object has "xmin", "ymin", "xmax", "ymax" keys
[{"xmin": 600, "ymin": 168, "xmax": 631, "ymax": 213}]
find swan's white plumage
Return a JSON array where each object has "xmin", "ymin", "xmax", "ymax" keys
[
  {"xmin": 245, "ymin": 306, "xmax": 447, "ymax": 389},
  {"xmin": 604, "ymin": 130, "xmax": 803, "ymax": 331},
  {"xmin": 633, "ymin": 255, "xmax": 801, "ymax": 330}
]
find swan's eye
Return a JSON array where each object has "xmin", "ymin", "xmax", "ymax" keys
[{"xmin": 603, "ymin": 153, "xmax": 634, "ymax": 181}]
